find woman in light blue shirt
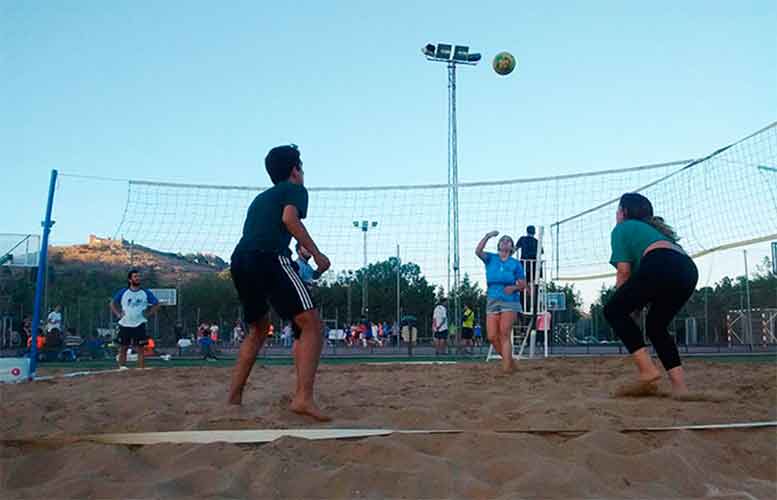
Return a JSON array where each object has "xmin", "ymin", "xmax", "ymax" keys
[{"xmin": 476, "ymin": 231, "xmax": 526, "ymax": 373}]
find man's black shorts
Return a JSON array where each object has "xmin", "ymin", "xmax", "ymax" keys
[
  {"xmin": 291, "ymin": 283, "xmax": 317, "ymax": 340},
  {"xmin": 117, "ymin": 324, "xmax": 148, "ymax": 347},
  {"xmin": 231, "ymin": 251, "xmax": 315, "ymax": 325},
  {"xmin": 523, "ymin": 259, "xmax": 540, "ymax": 284},
  {"xmin": 433, "ymin": 330, "xmax": 449, "ymax": 340},
  {"xmin": 461, "ymin": 327, "xmax": 474, "ymax": 340}
]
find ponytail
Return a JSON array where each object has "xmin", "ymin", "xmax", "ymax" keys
[
  {"xmin": 618, "ymin": 192, "xmax": 679, "ymax": 242},
  {"xmin": 646, "ymin": 216, "xmax": 679, "ymax": 243}
]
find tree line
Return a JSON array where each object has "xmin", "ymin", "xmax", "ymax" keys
[{"xmin": 1, "ymin": 256, "xmax": 773, "ymax": 347}]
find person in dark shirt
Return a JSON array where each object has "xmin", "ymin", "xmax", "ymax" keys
[
  {"xmin": 228, "ymin": 144, "xmax": 331, "ymax": 421},
  {"xmin": 516, "ymin": 225, "xmax": 542, "ymax": 311},
  {"xmin": 199, "ymin": 332, "xmax": 219, "ymax": 361},
  {"xmin": 516, "ymin": 225, "xmax": 539, "ymax": 283},
  {"xmin": 44, "ymin": 328, "xmax": 63, "ymax": 350}
]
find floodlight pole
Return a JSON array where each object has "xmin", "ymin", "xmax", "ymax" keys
[
  {"xmin": 362, "ymin": 229, "xmax": 368, "ymax": 317},
  {"xmin": 346, "ymin": 271, "xmax": 353, "ymax": 325},
  {"xmin": 448, "ymin": 61, "xmax": 462, "ymax": 340},
  {"xmin": 424, "ymin": 45, "xmax": 478, "ymax": 340},
  {"xmin": 396, "ymin": 244, "xmax": 401, "ymax": 349},
  {"xmin": 744, "ymin": 250, "xmax": 753, "ymax": 350},
  {"xmin": 354, "ymin": 220, "xmax": 378, "ymax": 319}
]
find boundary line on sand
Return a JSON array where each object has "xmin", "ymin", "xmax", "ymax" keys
[{"xmin": 5, "ymin": 421, "xmax": 775, "ymax": 446}]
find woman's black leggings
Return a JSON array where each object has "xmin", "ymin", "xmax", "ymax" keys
[{"xmin": 603, "ymin": 249, "xmax": 698, "ymax": 370}]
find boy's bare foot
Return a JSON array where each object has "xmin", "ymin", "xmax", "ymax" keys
[
  {"xmin": 228, "ymin": 385, "xmax": 244, "ymax": 405},
  {"xmin": 613, "ymin": 376, "xmax": 660, "ymax": 398},
  {"xmin": 671, "ymin": 390, "xmax": 728, "ymax": 402},
  {"xmin": 671, "ymin": 386, "xmax": 690, "ymax": 399},
  {"xmin": 290, "ymin": 398, "xmax": 331, "ymax": 422}
]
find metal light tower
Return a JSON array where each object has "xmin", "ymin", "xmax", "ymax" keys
[
  {"xmin": 344, "ymin": 270, "xmax": 354, "ymax": 326},
  {"xmin": 353, "ymin": 220, "xmax": 378, "ymax": 318},
  {"xmin": 423, "ymin": 43, "xmax": 481, "ymax": 336}
]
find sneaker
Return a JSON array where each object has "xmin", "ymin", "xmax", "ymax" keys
[{"xmin": 118, "ymin": 365, "xmax": 129, "ymax": 371}]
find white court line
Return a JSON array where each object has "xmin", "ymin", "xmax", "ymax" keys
[
  {"xmin": 85, "ymin": 429, "xmax": 458, "ymax": 445},
  {"xmin": 633, "ymin": 421, "xmax": 777, "ymax": 432},
  {"xmin": 365, "ymin": 361, "xmax": 458, "ymax": 366},
  {"xmin": 5, "ymin": 421, "xmax": 770, "ymax": 446},
  {"xmin": 32, "ymin": 362, "xmax": 455, "ymax": 382},
  {"xmin": 32, "ymin": 367, "xmax": 153, "ymax": 382}
]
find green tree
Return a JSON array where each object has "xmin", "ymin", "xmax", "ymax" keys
[
  {"xmin": 179, "ymin": 270, "xmax": 240, "ymax": 328},
  {"xmin": 449, "ymin": 273, "xmax": 487, "ymax": 326},
  {"xmin": 589, "ymin": 284, "xmax": 617, "ymax": 340},
  {"xmin": 315, "ymin": 258, "xmax": 437, "ymax": 332}
]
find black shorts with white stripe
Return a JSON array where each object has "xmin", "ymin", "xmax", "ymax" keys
[{"xmin": 230, "ymin": 251, "xmax": 315, "ymax": 324}]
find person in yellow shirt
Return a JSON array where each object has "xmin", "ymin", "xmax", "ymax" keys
[{"xmin": 461, "ymin": 304, "xmax": 475, "ymax": 353}]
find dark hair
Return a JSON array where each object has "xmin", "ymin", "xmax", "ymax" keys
[
  {"xmin": 619, "ymin": 193, "xmax": 679, "ymax": 242},
  {"xmin": 526, "ymin": 225, "xmax": 536, "ymax": 235},
  {"xmin": 127, "ymin": 269, "xmax": 139, "ymax": 283},
  {"xmin": 265, "ymin": 144, "xmax": 301, "ymax": 185}
]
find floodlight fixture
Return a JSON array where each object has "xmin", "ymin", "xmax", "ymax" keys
[
  {"xmin": 436, "ymin": 43, "xmax": 452, "ymax": 59},
  {"xmin": 423, "ymin": 42, "xmax": 481, "ymax": 66}
]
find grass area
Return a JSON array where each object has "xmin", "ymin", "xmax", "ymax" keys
[
  {"xmin": 35, "ymin": 355, "xmax": 479, "ymax": 373},
  {"xmin": 690, "ymin": 354, "xmax": 777, "ymax": 364},
  {"xmin": 33, "ymin": 352, "xmax": 777, "ymax": 374}
]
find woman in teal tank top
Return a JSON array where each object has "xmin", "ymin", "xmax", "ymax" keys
[{"xmin": 603, "ymin": 193, "xmax": 698, "ymax": 399}]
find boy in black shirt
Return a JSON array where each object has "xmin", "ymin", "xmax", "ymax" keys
[
  {"xmin": 228, "ymin": 145, "xmax": 331, "ymax": 421},
  {"xmin": 516, "ymin": 225, "xmax": 539, "ymax": 284},
  {"xmin": 517, "ymin": 225, "xmax": 541, "ymax": 310}
]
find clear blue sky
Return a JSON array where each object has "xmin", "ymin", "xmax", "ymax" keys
[{"xmin": 1, "ymin": 1, "xmax": 775, "ymax": 300}]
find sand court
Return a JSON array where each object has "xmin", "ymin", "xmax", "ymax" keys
[{"xmin": 1, "ymin": 357, "xmax": 774, "ymax": 498}]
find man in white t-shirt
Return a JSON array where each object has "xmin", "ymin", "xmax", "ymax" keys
[
  {"xmin": 432, "ymin": 298, "xmax": 449, "ymax": 355},
  {"xmin": 46, "ymin": 305, "xmax": 63, "ymax": 333},
  {"xmin": 282, "ymin": 323, "xmax": 293, "ymax": 347},
  {"xmin": 110, "ymin": 269, "xmax": 160, "ymax": 369},
  {"xmin": 232, "ymin": 320, "xmax": 245, "ymax": 345},
  {"xmin": 177, "ymin": 337, "xmax": 192, "ymax": 356}
]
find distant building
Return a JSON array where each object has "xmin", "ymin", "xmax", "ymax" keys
[{"xmin": 88, "ymin": 234, "xmax": 123, "ymax": 248}]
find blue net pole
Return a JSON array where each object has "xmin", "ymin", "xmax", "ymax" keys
[{"xmin": 29, "ymin": 169, "xmax": 58, "ymax": 379}]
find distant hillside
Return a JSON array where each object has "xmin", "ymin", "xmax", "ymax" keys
[{"xmin": 49, "ymin": 235, "xmax": 228, "ymax": 282}]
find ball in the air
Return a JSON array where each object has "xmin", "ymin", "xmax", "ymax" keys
[{"xmin": 493, "ymin": 51, "xmax": 516, "ymax": 76}]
